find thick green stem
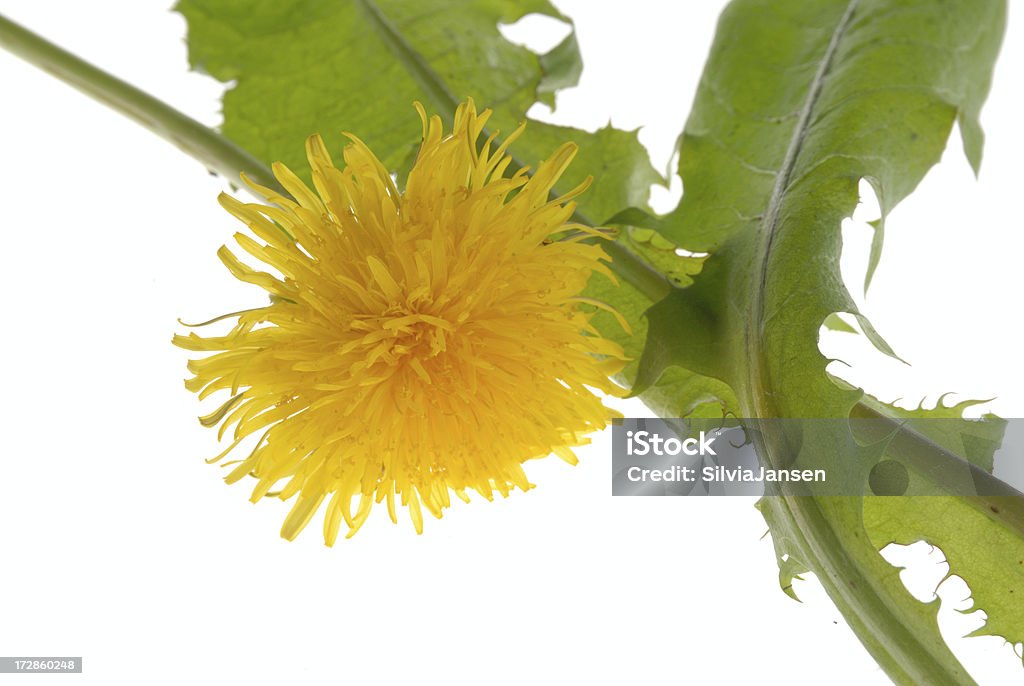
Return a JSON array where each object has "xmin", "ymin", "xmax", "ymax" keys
[{"xmin": 0, "ymin": 13, "xmax": 281, "ymax": 193}]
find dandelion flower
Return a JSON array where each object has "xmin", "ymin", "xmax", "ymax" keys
[{"xmin": 174, "ymin": 100, "xmax": 627, "ymax": 544}]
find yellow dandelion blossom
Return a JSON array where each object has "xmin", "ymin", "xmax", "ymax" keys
[{"xmin": 174, "ymin": 100, "xmax": 627, "ymax": 544}]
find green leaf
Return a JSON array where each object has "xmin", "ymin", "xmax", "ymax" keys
[
  {"xmin": 865, "ymin": 495, "xmax": 1024, "ymax": 647},
  {"xmin": 537, "ymin": 31, "xmax": 582, "ymax": 106},
  {"xmin": 521, "ymin": 121, "xmax": 663, "ymax": 226},
  {"xmin": 175, "ymin": 0, "xmax": 661, "ymax": 225},
  {"xmin": 633, "ymin": 0, "xmax": 1018, "ymax": 682},
  {"xmin": 856, "ymin": 396, "xmax": 1024, "ymax": 655},
  {"xmin": 822, "ymin": 312, "xmax": 858, "ymax": 334},
  {"xmin": 178, "ymin": 0, "xmax": 564, "ymax": 174}
]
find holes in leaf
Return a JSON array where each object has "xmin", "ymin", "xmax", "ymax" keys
[
  {"xmin": 497, "ymin": 13, "xmax": 572, "ymax": 54},
  {"xmin": 879, "ymin": 540, "xmax": 1024, "ymax": 681},
  {"xmin": 650, "ymin": 157, "xmax": 683, "ymax": 214}
]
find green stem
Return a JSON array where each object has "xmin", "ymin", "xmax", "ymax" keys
[
  {"xmin": 597, "ymin": 238, "xmax": 672, "ymax": 302},
  {"xmin": 0, "ymin": 13, "xmax": 281, "ymax": 194}
]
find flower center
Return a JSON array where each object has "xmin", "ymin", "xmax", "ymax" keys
[{"xmin": 349, "ymin": 306, "xmax": 457, "ymax": 377}]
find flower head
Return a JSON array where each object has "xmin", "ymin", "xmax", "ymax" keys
[{"xmin": 175, "ymin": 100, "xmax": 626, "ymax": 544}]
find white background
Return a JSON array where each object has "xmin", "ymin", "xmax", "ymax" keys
[{"xmin": 0, "ymin": 1, "xmax": 1021, "ymax": 684}]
